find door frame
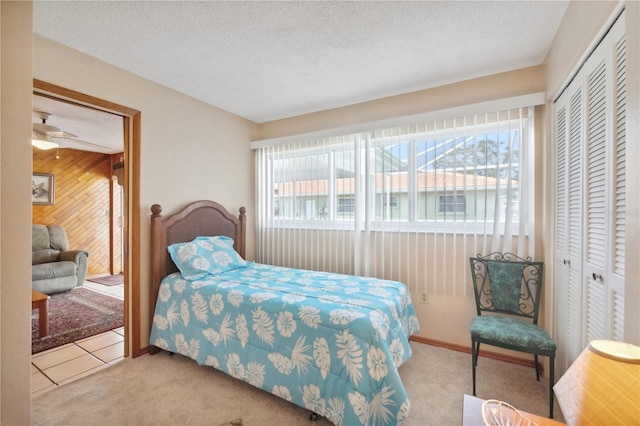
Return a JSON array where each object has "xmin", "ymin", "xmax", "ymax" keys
[{"xmin": 33, "ymin": 79, "xmax": 144, "ymax": 357}]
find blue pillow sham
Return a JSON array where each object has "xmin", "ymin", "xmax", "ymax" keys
[{"xmin": 168, "ymin": 236, "xmax": 251, "ymax": 280}]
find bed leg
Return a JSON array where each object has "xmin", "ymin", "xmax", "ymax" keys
[{"xmin": 309, "ymin": 412, "xmax": 318, "ymax": 421}]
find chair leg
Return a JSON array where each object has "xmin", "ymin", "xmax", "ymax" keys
[
  {"xmin": 471, "ymin": 340, "xmax": 478, "ymax": 395},
  {"xmin": 549, "ymin": 356, "xmax": 555, "ymax": 418},
  {"xmin": 534, "ymin": 354, "xmax": 540, "ymax": 381}
]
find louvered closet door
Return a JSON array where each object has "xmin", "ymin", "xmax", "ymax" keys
[
  {"xmin": 605, "ymin": 19, "xmax": 626, "ymax": 341},
  {"xmin": 553, "ymin": 94, "xmax": 568, "ymax": 371},
  {"xmin": 554, "ymin": 70, "xmax": 586, "ymax": 373},
  {"xmin": 553, "ymin": 11, "xmax": 626, "ymax": 374},
  {"xmin": 567, "ymin": 76, "xmax": 586, "ymax": 366},
  {"xmin": 553, "ymin": 90, "xmax": 570, "ymax": 372},
  {"xmin": 610, "ymin": 27, "xmax": 626, "ymax": 341},
  {"xmin": 582, "ymin": 15, "xmax": 626, "ymax": 344},
  {"xmin": 583, "ymin": 46, "xmax": 608, "ymax": 342}
]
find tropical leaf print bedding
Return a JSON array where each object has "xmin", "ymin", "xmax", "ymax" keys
[{"xmin": 150, "ymin": 263, "xmax": 419, "ymax": 425}]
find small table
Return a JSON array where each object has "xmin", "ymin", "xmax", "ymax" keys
[
  {"xmin": 31, "ymin": 289, "xmax": 50, "ymax": 337},
  {"xmin": 462, "ymin": 394, "xmax": 565, "ymax": 426}
]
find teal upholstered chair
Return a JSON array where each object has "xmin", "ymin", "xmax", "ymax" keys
[{"xmin": 469, "ymin": 253, "xmax": 556, "ymax": 418}]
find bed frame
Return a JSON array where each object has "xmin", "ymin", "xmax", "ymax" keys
[{"xmin": 149, "ymin": 200, "xmax": 246, "ymax": 354}]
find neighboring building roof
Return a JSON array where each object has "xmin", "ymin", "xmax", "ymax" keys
[{"xmin": 275, "ymin": 171, "xmax": 515, "ymax": 196}]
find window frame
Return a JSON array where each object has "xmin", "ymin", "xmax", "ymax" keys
[{"xmin": 262, "ymin": 113, "xmax": 531, "ymax": 235}]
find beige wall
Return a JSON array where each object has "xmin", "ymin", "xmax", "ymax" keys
[
  {"xmin": 32, "ymin": 36, "xmax": 258, "ymax": 353},
  {"xmin": 544, "ymin": 1, "xmax": 621, "ymax": 101},
  {"xmin": 260, "ymin": 66, "xmax": 545, "ymax": 140},
  {"xmin": 1, "ymin": 2, "xmax": 35, "ymax": 423}
]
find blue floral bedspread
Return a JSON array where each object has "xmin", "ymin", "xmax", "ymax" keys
[{"xmin": 150, "ymin": 263, "xmax": 419, "ymax": 425}]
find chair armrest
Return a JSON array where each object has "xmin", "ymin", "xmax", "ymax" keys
[
  {"xmin": 59, "ymin": 250, "xmax": 89, "ymax": 262},
  {"xmin": 60, "ymin": 250, "xmax": 89, "ymax": 284}
]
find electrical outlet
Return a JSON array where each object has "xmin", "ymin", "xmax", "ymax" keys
[{"xmin": 420, "ymin": 291, "xmax": 428, "ymax": 304}]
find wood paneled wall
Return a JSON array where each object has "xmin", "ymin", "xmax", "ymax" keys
[{"xmin": 32, "ymin": 147, "xmax": 122, "ymax": 277}]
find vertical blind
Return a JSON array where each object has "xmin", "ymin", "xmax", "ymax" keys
[{"xmin": 254, "ymin": 104, "xmax": 537, "ymax": 296}]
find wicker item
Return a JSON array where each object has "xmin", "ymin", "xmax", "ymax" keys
[{"xmin": 481, "ymin": 399, "xmax": 538, "ymax": 426}]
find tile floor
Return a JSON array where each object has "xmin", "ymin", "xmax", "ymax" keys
[{"xmin": 32, "ymin": 280, "xmax": 125, "ymax": 396}]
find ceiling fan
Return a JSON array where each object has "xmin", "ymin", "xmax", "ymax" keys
[{"xmin": 32, "ymin": 111, "xmax": 111, "ymax": 152}]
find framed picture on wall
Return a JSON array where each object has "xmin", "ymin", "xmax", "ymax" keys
[{"xmin": 32, "ymin": 173, "xmax": 55, "ymax": 205}]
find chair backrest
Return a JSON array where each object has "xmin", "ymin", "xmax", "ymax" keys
[{"xmin": 469, "ymin": 252, "xmax": 544, "ymax": 323}]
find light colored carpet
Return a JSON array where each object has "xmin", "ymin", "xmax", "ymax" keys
[
  {"xmin": 217, "ymin": 419, "xmax": 242, "ymax": 426},
  {"xmin": 32, "ymin": 342, "xmax": 564, "ymax": 425}
]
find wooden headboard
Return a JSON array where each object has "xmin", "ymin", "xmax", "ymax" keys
[{"xmin": 149, "ymin": 200, "xmax": 246, "ymax": 352}]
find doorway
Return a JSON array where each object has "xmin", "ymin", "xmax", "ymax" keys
[{"xmin": 32, "ymin": 79, "xmax": 142, "ymax": 358}]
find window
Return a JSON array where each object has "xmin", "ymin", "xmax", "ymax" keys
[
  {"xmin": 338, "ymin": 197, "xmax": 354, "ymax": 214},
  {"xmin": 384, "ymin": 196, "xmax": 398, "ymax": 208},
  {"xmin": 253, "ymin": 101, "xmax": 539, "ymax": 293},
  {"xmin": 260, "ymin": 118, "xmax": 526, "ymax": 230},
  {"xmin": 439, "ymin": 194, "xmax": 466, "ymax": 214}
]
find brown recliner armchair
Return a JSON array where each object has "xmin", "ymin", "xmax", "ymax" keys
[{"xmin": 32, "ymin": 224, "xmax": 89, "ymax": 295}]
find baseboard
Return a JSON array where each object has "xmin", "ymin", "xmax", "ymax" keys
[
  {"xmin": 410, "ymin": 335, "xmax": 538, "ymax": 369},
  {"xmin": 134, "ymin": 345, "xmax": 150, "ymax": 357}
]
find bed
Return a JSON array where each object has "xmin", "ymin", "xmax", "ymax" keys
[{"xmin": 149, "ymin": 200, "xmax": 420, "ymax": 425}]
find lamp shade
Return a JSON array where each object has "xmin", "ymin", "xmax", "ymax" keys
[{"xmin": 554, "ymin": 340, "xmax": 640, "ymax": 425}]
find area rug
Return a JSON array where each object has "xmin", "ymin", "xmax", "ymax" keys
[
  {"xmin": 87, "ymin": 274, "xmax": 124, "ymax": 287},
  {"xmin": 32, "ymin": 287, "xmax": 123, "ymax": 354}
]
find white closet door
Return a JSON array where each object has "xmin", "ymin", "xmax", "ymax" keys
[
  {"xmin": 582, "ymin": 15, "xmax": 626, "ymax": 344},
  {"xmin": 583, "ymin": 50, "xmax": 608, "ymax": 342},
  {"xmin": 553, "ymin": 94, "xmax": 569, "ymax": 371},
  {"xmin": 566, "ymin": 78, "xmax": 585, "ymax": 365},
  {"xmin": 553, "ymin": 11, "xmax": 626, "ymax": 374},
  {"xmin": 553, "ymin": 68, "xmax": 587, "ymax": 372},
  {"xmin": 609, "ymin": 21, "xmax": 626, "ymax": 342}
]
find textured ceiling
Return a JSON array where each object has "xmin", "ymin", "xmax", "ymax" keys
[{"xmin": 33, "ymin": 0, "xmax": 569, "ymax": 126}]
